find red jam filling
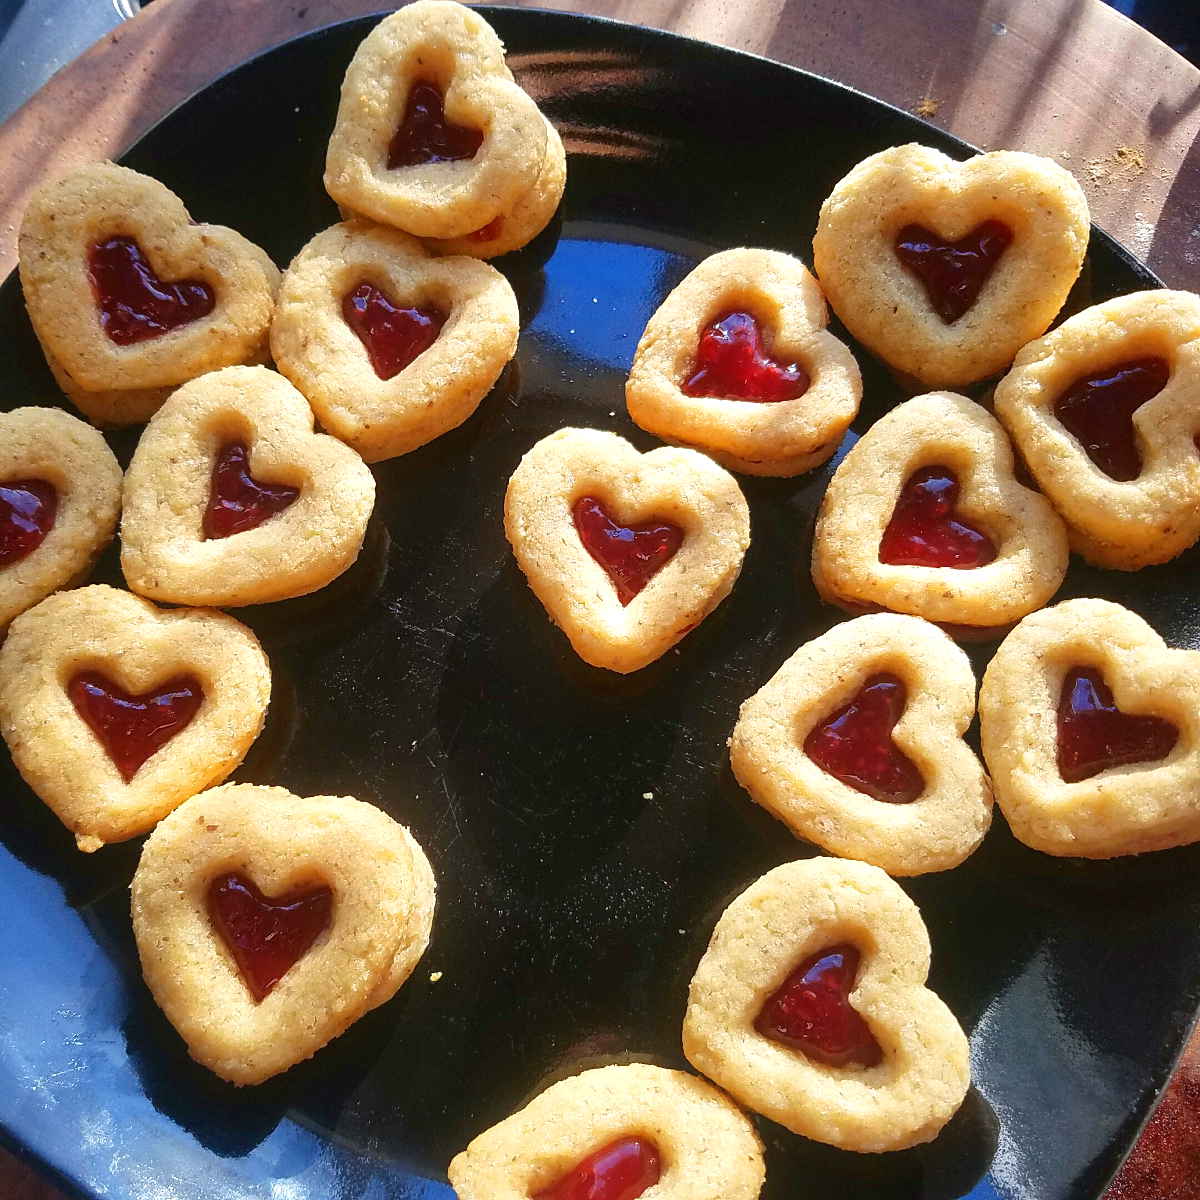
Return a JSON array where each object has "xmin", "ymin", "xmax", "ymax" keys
[
  {"xmin": 68, "ymin": 670, "xmax": 203, "ymax": 782},
  {"xmin": 682, "ymin": 311, "xmax": 810, "ymax": 402},
  {"xmin": 0, "ymin": 479, "xmax": 57, "ymax": 568},
  {"xmin": 572, "ymin": 496, "xmax": 683, "ymax": 606},
  {"xmin": 1052, "ymin": 357, "xmax": 1171, "ymax": 482},
  {"xmin": 387, "ymin": 80, "xmax": 484, "ymax": 169},
  {"xmin": 469, "ymin": 215, "xmax": 504, "ymax": 243},
  {"xmin": 804, "ymin": 673, "xmax": 924, "ymax": 804},
  {"xmin": 894, "ymin": 220, "xmax": 1013, "ymax": 324},
  {"xmin": 203, "ymin": 441, "xmax": 301, "ymax": 540},
  {"xmin": 879, "ymin": 465, "xmax": 997, "ymax": 569},
  {"xmin": 533, "ymin": 1137, "xmax": 662, "ymax": 1200},
  {"xmin": 88, "ymin": 236, "xmax": 215, "ymax": 345},
  {"xmin": 755, "ymin": 944, "xmax": 882, "ymax": 1068},
  {"xmin": 207, "ymin": 873, "xmax": 333, "ymax": 1002},
  {"xmin": 1057, "ymin": 666, "xmax": 1178, "ymax": 783},
  {"xmin": 342, "ymin": 282, "xmax": 447, "ymax": 380}
]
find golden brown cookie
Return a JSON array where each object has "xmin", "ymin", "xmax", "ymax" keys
[{"xmin": 626, "ymin": 248, "xmax": 862, "ymax": 476}]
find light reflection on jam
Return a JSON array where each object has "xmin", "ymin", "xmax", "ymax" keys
[
  {"xmin": 682, "ymin": 311, "xmax": 809, "ymax": 402},
  {"xmin": 572, "ymin": 496, "xmax": 683, "ymax": 606},
  {"xmin": 879, "ymin": 466, "xmax": 997, "ymax": 569},
  {"xmin": 532, "ymin": 1137, "xmax": 662, "ymax": 1200},
  {"xmin": 342, "ymin": 282, "xmax": 447, "ymax": 380},
  {"xmin": 0, "ymin": 479, "xmax": 57, "ymax": 567},
  {"xmin": 894, "ymin": 220, "xmax": 1013, "ymax": 324}
]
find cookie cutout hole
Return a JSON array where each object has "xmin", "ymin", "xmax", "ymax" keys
[
  {"xmin": 572, "ymin": 496, "xmax": 684, "ymax": 606},
  {"xmin": 203, "ymin": 442, "xmax": 302, "ymax": 540},
  {"xmin": 342, "ymin": 282, "xmax": 448, "ymax": 380},
  {"xmin": 682, "ymin": 310, "xmax": 810, "ymax": 402},
  {"xmin": 894, "ymin": 220, "xmax": 1012, "ymax": 324},
  {"xmin": 533, "ymin": 1136, "xmax": 662, "ymax": 1200},
  {"xmin": 879, "ymin": 466, "xmax": 997, "ymax": 569},
  {"xmin": 387, "ymin": 79, "xmax": 484, "ymax": 169},
  {"xmin": 0, "ymin": 478, "xmax": 58, "ymax": 567}
]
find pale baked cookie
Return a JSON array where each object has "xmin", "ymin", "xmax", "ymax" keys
[
  {"xmin": 325, "ymin": 1, "xmax": 548, "ymax": 241},
  {"xmin": 0, "ymin": 584, "xmax": 269, "ymax": 852},
  {"xmin": 448, "ymin": 1063, "xmax": 764, "ymax": 1200},
  {"xmin": 504, "ymin": 428, "xmax": 751, "ymax": 673},
  {"xmin": 19, "ymin": 162, "xmax": 279, "ymax": 426},
  {"xmin": 979, "ymin": 598, "xmax": 1200, "ymax": 858},
  {"xmin": 811, "ymin": 391, "xmax": 1069, "ymax": 628},
  {"xmin": 682, "ymin": 856, "xmax": 970, "ymax": 1153},
  {"xmin": 271, "ymin": 220, "xmax": 518, "ymax": 461},
  {"xmin": 1, "ymin": 407, "xmax": 122, "ymax": 629},
  {"xmin": 626, "ymin": 248, "xmax": 862, "ymax": 476},
  {"xmin": 730, "ymin": 614, "xmax": 991, "ymax": 875},
  {"xmin": 993, "ymin": 290, "xmax": 1200, "ymax": 570},
  {"xmin": 131, "ymin": 782, "xmax": 435, "ymax": 1085},
  {"xmin": 120, "ymin": 365, "xmax": 375, "ymax": 607},
  {"xmin": 813, "ymin": 144, "xmax": 1089, "ymax": 388}
]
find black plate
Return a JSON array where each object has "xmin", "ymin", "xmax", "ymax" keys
[{"xmin": 2, "ymin": 9, "xmax": 1198, "ymax": 1200}]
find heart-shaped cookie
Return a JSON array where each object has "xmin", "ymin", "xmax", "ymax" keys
[
  {"xmin": 0, "ymin": 584, "xmax": 269, "ymax": 851},
  {"xmin": 131, "ymin": 782, "xmax": 435, "ymax": 1084},
  {"xmin": 120, "ymin": 365, "xmax": 376, "ymax": 607},
  {"xmin": 994, "ymin": 290, "xmax": 1200, "ymax": 570},
  {"xmin": 626, "ymin": 248, "xmax": 862, "ymax": 476},
  {"xmin": 271, "ymin": 220, "xmax": 519, "ymax": 461},
  {"xmin": 682, "ymin": 856, "xmax": 969, "ymax": 1153},
  {"xmin": 18, "ymin": 162, "xmax": 280, "ymax": 427},
  {"xmin": 979, "ymin": 597, "xmax": 1200, "ymax": 857},
  {"xmin": 730, "ymin": 614, "xmax": 992, "ymax": 875},
  {"xmin": 811, "ymin": 391, "xmax": 1069, "ymax": 629},
  {"xmin": 324, "ymin": 0, "xmax": 548, "ymax": 241},
  {"xmin": 0, "ymin": 407, "xmax": 123, "ymax": 629},
  {"xmin": 504, "ymin": 428, "xmax": 751, "ymax": 673},
  {"xmin": 812, "ymin": 144, "xmax": 1089, "ymax": 388},
  {"xmin": 449, "ymin": 1063, "xmax": 764, "ymax": 1200}
]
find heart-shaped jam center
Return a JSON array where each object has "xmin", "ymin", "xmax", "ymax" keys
[
  {"xmin": 387, "ymin": 80, "xmax": 484, "ymax": 169},
  {"xmin": 682, "ymin": 311, "xmax": 810, "ymax": 402},
  {"xmin": 0, "ymin": 479, "xmax": 58, "ymax": 568},
  {"xmin": 755, "ymin": 944, "xmax": 882, "ymax": 1068},
  {"xmin": 879, "ymin": 466, "xmax": 997, "ymax": 569},
  {"xmin": 533, "ymin": 1137, "xmax": 662, "ymax": 1200},
  {"xmin": 804, "ymin": 673, "xmax": 924, "ymax": 804},
  {"xmin": 894, "ymin": 220, "xmax": 1013, "ymax": 324},
  {"xmin": 208, "ymin": 873, "xmax": 333, "ymax": 1002},
  {"xmin": 203, "ymin": 442, "xmax": 301, "ymax": 540},
  {"xmin": 572, "ymin": 496, "xmax": 684, "ymax": 606},
  {"xmin": 1052, "ymin": 357, "xmax": 1171, "ymax": 482},
  {"xmin": 1057, "ymin": 666, "xmax": 1178, "ymax": 783},
  {"xmin": 342, "ymin": 283, "xmax": 448, "ymax": 381},
  {"xmin": 88, "ymin": 236, "xmax": 215, "ymax": 346},
  {"xmin": 68, "ymin": 670, "xmax": 204, "ymax": 782}
]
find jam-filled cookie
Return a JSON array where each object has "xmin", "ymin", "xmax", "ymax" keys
[
  {"xmin": 19, "ymin": 162, "xmax": 279, "ymax": 427},
  {"xmin": 448, "ymin": 1063, "xmax": 765, "ymax": 1200},
  {"xmin": 1, "ymin": 407, "xmax": 122, "ymax": 629},
  {"xmin": 811, "ymin": 391, "xmax": 1068, "ymax": 629},
  {"xmin": 270, "ymin": 220, "xmax": 518, "ymax": 461},
  {"xmin": 0, "ymin": 584, "xmax": 269, "ymax": 852},
  {"xmin": 325, "ymin": 1, "xmax": 550, "ymax": 242},
  {"xmin": 626, "ymin": 248, "xmax": 862, "ymax": 476},
  {"xmin": 993, "ymin": 290, "xmax": 1200, "ymax": 570},
  {"xmin": 132, "ymin": 783, "xmax": 435, "ymax": 1084},
  {"xmin": 682, "ymin": 856, "xmax": 970, "ymax": 1153},
  {"xmin": 504, "ymin": 428, "xmax": 751, "ymax": 673},
  {"xmin": 730, "ymin": 614, "xmax": 991, "ymax": 875},
  {"xmin": 120, "ymin": 365, "xmax": 375, "ymax": 607},
  {"xmin": 979, "ymin": 598, "xmax": 1200, "ymax": 858},
  {"xmin": 813, "ymin": 144, "xmax": 1089, "ymax": 388}
]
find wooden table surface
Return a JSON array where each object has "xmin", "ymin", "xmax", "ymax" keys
[{"xmin": 1, "ymin": 1, "xmax": 1198, "ymax": 1197}]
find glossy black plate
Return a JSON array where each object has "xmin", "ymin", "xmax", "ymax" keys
[{"xmin": 1, "ymin": 9, "xmax": 1198, "ymax": 1200}]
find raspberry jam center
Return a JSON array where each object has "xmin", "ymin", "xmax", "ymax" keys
[
  {"xmin": 572, "ymin": 496, "xmax": 683, "ymax": 606},
  {"xmin": 804, "ymin": 673, "xmax": 924, "ymax": 804},
  {"xmin": 88, "ymin": 236, "xmax": 215, "ymax": 345},
  {"xmin": 203, "ymin": 441, "xmax": 301, "ymax": 540},
  {"xmin": 387, "ymin": 80, "xmax": 484, "ymax": 169},
  {"xmin": 342, "ymin": 283, "xmax": 447, "ymax": 380},
  {"xmin": 682, "ymin": 311, "xmax": 810, "ymax": 402},
  {"xmin": 208, "ymin": 873, "xmax": 333, "ymax": 1002},
  {"xmin": 0, "ymin": 479, "xmax": 57, "ymax": 567},
  {"xmin": 469, "ymin": 215, "xmax": 505, "ymax": 243},
  {"xmin": 533, "ymin": 1137, "xmax": 662, "ymax": 1200},
  {"xmin": 1057, "ymin": 667, "xmax": 1178, "ymax": 783},
  {"xmin": 68, "ymin": 670, "xmax": 204, "ymax": 782},
  {"xmin": 879, "ymin": 465, "xmax": 997, "ymax": 569},
  {"xmin": 755, "ymin": 944, "xmax": 882, "ymax": 1068},
  {"xmin": 1052, "ymin": 357, "xmax": 1171, "ymax": 482},
  {"xmin": 894, "ymin": 220, "xmax": 1013, "ymax": 324}
]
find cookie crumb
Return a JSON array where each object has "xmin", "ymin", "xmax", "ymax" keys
[
  {"xmin": 1083, "ymin": 146, "xmax": 1147, "ymax": 188},
  {"xmin": 643, "ymin": 791, "xmax": 654, "ymax": 800},
  {"xmin": 913, "ymin": 96, "xmax": 941, "ymax": 119},
  {"xmin": 429, "ymin": 971, "xmax": 443, "ymax": 983}
]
